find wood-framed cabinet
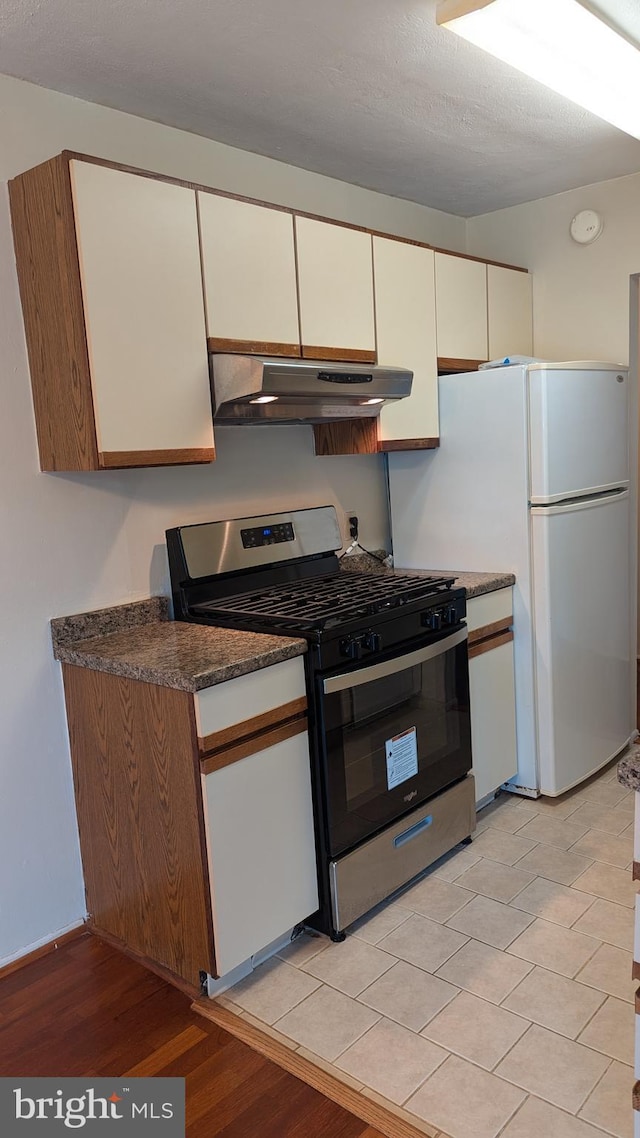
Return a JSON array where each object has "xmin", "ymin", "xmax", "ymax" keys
[
  {"xmin": 294, "ymin": 216, "xmax": 376, "ymax": 362},
  {"xmin": 435, "ymin": 253, "xmax": 533, "ymax": 371},
  {"xmin": 435, "ymin": 251, "xmax": 488, "ymax": 368},
  {"xmin": 10, "ymin": 149, "xmax": 531, "ymax": 468},
  {"xmin": 10, "ymin": 154, "xmax": 214, "ymax": 471},
  {"xmin": 487, "ymin": 264, "xmax": 533, "ymax": 360},
  {"xmin": 61, "ymin": 653, "xmax": 318, "ymax": 990},
  {"xmin": 374, "ymin": 236, "xmax": 439, "ymax": 449},
  {"xmin": 198, "ymin": 192, "xmax": 301, "ymax": 358},
  {"xmin": 312, "ymin": 234, "xmax": 440, "ymax": 457},
  {"xmin": 466, "ymin": 588, "xmax": 518, "ymax": 804}
]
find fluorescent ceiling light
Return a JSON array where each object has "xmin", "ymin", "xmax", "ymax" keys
[{"xmin": 437, "ymin": 0, "xmax": 640, "ymax": 140}]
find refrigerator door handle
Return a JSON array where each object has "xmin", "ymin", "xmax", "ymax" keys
[
  {"xmin": 530, "ymin": 488, "xmax": 629, "ymax": 516},
  {"xmin": 530, "ymin": 482, "xmax": 629, "ymax": 507}
]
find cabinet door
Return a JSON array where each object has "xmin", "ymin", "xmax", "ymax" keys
[
  {"xmin": 203, "ymin": 731, "xmax": 319, "ymax": 977},
  {"xmin": 198, "ymin": 193, "xmax": 300, "ymax": 356},
  {"xmin": 469, "ymin": 640, "xmax": 518, "ymax": 803},
  {"xmin": 488, "ymin": 265, "xmax": 533, "ymax": 360},
  {"xmin": 70, "ymin": 160, "xmax": 214, "ymax": 466},
  {"xmin": 374, "ymin": 238, "xmax": 438, "ymax": 444},
  {"xmin": 295, "ymin": 217, "xmax": 375, "ymax": 360},
  {"xmin": 435, "ymin": 252, "xmax": 488, "ymax": 364}
]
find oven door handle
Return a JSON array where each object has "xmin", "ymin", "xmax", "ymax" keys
[{"xmin": 322, "ymin": 626, "xmax": 468, "ymax": 694}]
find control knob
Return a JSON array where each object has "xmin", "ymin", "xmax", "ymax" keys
[
  {"xmin": 363, "ymin": 631, "xmax": 383, "ymax": 653},
  {"xmin": 422, "ymin": 609, "xmax": 442, "ymax": 631},
  {"xmin": 339, "ymin": 637, "xmax": 362, "ymax": 660},
  {"xmin": 443, "ymin": 605, "xmax": 459, "ymax": 625}
]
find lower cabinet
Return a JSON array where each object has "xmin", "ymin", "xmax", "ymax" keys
[
  {"xmin": 202, "ymin": 731, "xmax": 318, "ymax": 976},
  {"xmin": 466, "ymin": 588, "xmax": 518, "ymax": 804},
  {"xmin": 62, "ymin": 652, "xmax": 318, "ymax": 990}
]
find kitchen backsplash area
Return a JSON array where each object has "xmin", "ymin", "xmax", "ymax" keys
[{"xmin": 118, "ymin": 423, "xmax": 391, "ymax": 599}]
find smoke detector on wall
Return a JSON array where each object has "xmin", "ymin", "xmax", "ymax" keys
[{"xmin": 569, "ymin": 209, "xmax": 604, "ymax": 245}]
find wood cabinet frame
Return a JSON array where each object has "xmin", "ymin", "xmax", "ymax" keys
[
  {"xmin": 10, "ymin": 148, "xmax": 529, "ymax": 464},
  {"xmin": 62, "ymin": 663, "xmax": 309, "ymax": 991},
  {"xmin": 9, "ymin": 153, "xmax": 216, "ymax": 472}
]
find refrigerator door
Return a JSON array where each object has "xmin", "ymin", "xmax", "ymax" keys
[
  {"xmin": 528, "ymin": 364, "xmax": 629, "ymax": 504},
  {"xmin": 530, "ymin": 489, "xmax": 633, "ymax": 795}
]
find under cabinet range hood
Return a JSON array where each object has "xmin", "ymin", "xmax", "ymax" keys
[{"xmin": 209, "ymin": 354, "xmax": 413, "ymax": 424}]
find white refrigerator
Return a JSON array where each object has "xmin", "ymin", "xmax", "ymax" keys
[{"xmin": 388, "ymin": 361, "xmax": 636, "ymax": 796}]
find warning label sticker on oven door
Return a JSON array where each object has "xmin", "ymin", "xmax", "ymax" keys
[{"xmin": 385, "ymin": 727, "xmax": 418, "ymax": 790}]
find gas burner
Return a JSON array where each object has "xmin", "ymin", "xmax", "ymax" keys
[{"xmin": 192, "ymin": 571, "xmax": 456, "ymax": 633}]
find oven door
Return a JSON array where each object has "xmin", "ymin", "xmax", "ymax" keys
[{"xmin": 318, "ymin": 626, "xmax": 471, "ymax": 858}]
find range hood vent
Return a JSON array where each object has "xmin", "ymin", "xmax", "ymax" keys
[{"xmin": 209, "ymin": 354, "xmax": 413, "ymax": 424}]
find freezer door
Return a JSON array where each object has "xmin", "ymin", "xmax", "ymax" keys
[
  {"xmin": 528, "ymin": 365, "xmax": 629, "ymax": 503},
  {"xmin": 530, "ymin": 490, "xmax": 633, "ymax": 795}
]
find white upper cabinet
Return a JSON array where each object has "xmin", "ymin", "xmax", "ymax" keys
[
  {"xmin": 198, "ymin": 193, "xmax": 300, "ymax": 354},
  {"xmin": 374, "ymin": 237, "xmax": 438, "ymax": 442},
  {"xmin": 295, "ymin": 217, "xmax": 375, "ymax": 357},
  {"xmin": 70, "ymin": 160, "xmax": 213, "ymax": 462},
  {"xmin": 487, "ymin": 264, "xmax": 533, "ymax": 360},
  {"xmin": 435, "ymin": 252, "xmax": 488, "ymax": 363}
]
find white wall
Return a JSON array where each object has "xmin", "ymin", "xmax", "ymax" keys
[
  {"xmin": 466, "ymin": 171, "xmax": 640, "ymax": 366},
  {"xmin": 0, "ymin": 73, "xmax": 466, "ymax": 966}
]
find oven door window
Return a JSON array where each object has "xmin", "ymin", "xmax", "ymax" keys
[{"xmin": 319, "ymin": 629, "xmax": 471, "ymax": 857}]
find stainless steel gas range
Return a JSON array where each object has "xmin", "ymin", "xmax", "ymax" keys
[{"xmin": 167, "ymin": 506, "xmax": 475, "ymax": 941}]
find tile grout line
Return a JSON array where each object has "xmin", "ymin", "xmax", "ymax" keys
[{"xmin": 573, "ymin": 1055, "xmax": 615, "ymax": 1120}]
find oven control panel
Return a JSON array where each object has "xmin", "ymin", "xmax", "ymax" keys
[
  {"xmin": 241, "ymin": 521, "xmax": 295, "ymax": 549},
  {"xmin": 338, "ymin": 596, "xmax": 465, "ymax": 661}
]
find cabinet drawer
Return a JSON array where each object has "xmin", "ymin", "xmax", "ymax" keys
[
  {"xmin": 195, "ymin": 656, "xmax": 306, "ymax": 743},
  {"xmin": 466, "ymin": 587, "xmax": 513, "ymax": 635}
]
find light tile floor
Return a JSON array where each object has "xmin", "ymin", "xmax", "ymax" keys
[{"xmin": 220, "ymin": 758, "xmax": 636, "ymax": 1138}]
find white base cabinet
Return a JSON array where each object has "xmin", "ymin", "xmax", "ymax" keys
[
  {"xmin": 467, "ymin": 589, "xmax": 517, "ymax": 804},
  {"xmin": 203, "ymin": 730, "xmax": 319, "ymax": 977}
]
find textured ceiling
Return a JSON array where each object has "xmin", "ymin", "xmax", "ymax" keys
[{"xmin": 2, "ymin": 0, "xmax": 640, "ymax": 215}]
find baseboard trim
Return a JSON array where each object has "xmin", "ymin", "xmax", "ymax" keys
[
  {"xmin": 0, "ymin": 923, "xmax": 87, "ymax": 982},
  {"xmin": 192, "ymin": 997, "xmax": 438, "ymax": 1138}
]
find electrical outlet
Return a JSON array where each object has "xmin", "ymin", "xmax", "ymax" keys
[{"xmin": 348, "ymin": 515, "xmax": 359, "ymax": 539}]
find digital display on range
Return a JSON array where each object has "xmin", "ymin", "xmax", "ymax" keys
[{"xmin": 241, "ymin": 522, "xmax": 295, "ymax": 549}]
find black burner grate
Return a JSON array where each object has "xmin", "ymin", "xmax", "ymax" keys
[{"xmin": 193, "ymin": 571, "xmax": 455, "ymax": 632}]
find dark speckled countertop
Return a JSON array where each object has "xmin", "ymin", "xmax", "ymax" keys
[
  {"xmin": 340, "ymin": 552, "xmax": 515, "ymax": 598},
  {"xmin": 51, "ymin": 599, "xmax": 306, "ymax": 692},
  {"xmin": 51, "ymin": 560, "xmax": 515, "ymax": 692}
]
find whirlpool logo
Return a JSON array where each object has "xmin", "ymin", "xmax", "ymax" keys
[{"xmin": 0, "ymin": 1078, "xmax": 185, "ymax": 1135}]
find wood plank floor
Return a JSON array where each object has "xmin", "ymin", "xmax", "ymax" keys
[{"xmin": 0, "ymin": 933, "xmax": 386, "ymax": 1138}]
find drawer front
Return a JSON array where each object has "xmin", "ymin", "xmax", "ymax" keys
[
  {"xmin": 195, "ymin": 657, "xmax": 306, "ymax": 740},
  {"xmin": 466, "ymin": 587, "xmax": 513, "ymax": 634}
]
